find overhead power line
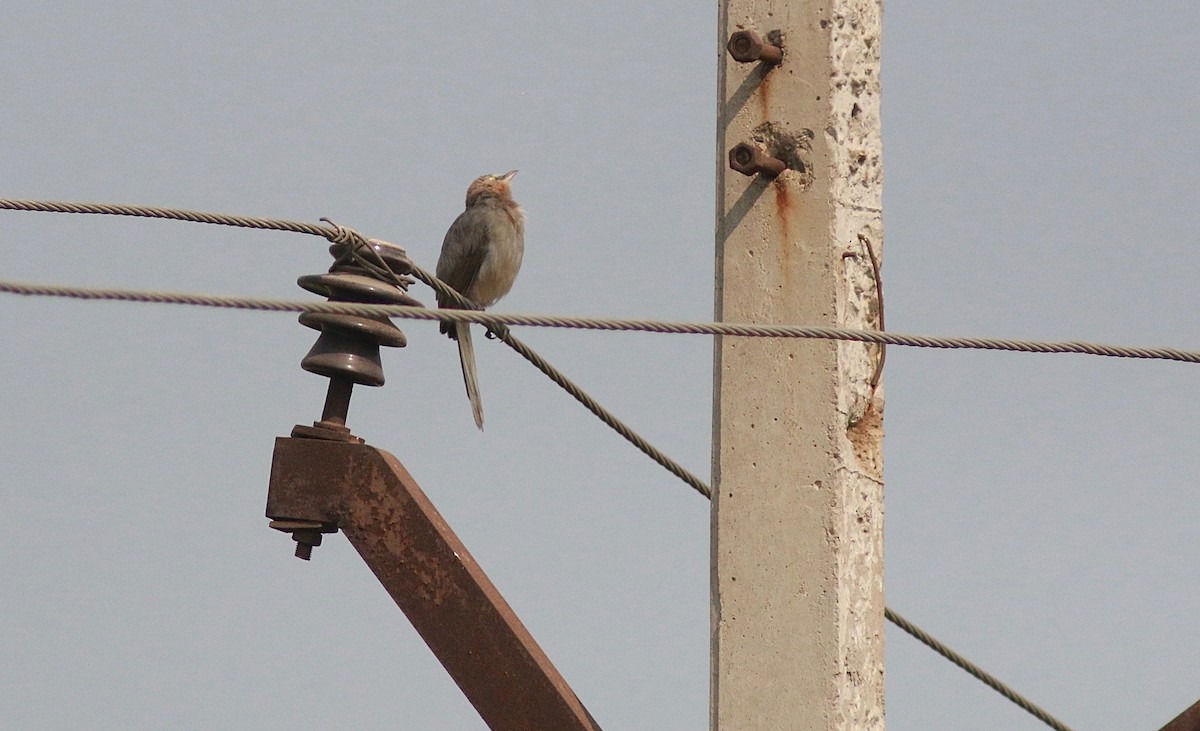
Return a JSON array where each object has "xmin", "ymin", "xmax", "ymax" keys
[
  {"xmin": 4, "ymin": 198, "xmax": 1196, "ymax": 366},
  {"xmin": 886, "ymin": 608, "xmax": 1074, "ymax": 731},
  {"xmin": 0, "ymin": 198, "xmax": 331, "ymax": 237},
  {"xmin": 2, "ymin": 278, "xmax": 1198, "ymax": 366}
]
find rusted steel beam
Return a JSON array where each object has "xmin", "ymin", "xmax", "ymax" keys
[{"xmin": 267, "ymin": 436, "xmax": 600, "ymax": 731}]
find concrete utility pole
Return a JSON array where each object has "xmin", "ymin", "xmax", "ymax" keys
[{"xmin": 712, "ymin": 0, "xmax": 884, "ymax": 727}]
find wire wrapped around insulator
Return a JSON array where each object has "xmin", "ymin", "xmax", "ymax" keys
[{"xmin": 297, "ymin": 240, "xmax": 423, "ymax": 387}]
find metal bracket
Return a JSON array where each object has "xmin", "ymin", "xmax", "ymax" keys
[{"xmin": 267, "ymin": 435, "xmax": 601, "ymax": 731}]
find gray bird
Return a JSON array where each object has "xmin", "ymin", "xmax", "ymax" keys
[{"xmin": 436, "ymin": 170, "xmax": 525, "ymax": 429}]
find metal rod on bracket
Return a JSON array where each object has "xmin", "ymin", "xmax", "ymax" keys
[{"xmin": 319, "ymin": 377, "xmax": 354, "ymax": 427}]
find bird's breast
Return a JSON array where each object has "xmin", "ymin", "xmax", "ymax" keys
[{"xmin": 468, "ymin": 222, "xmax": 524, "ymax": 307}]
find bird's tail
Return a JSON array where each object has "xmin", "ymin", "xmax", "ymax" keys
[{"xmin": 455, "ymin": 322, "xmax": 485, "ymax": 430}]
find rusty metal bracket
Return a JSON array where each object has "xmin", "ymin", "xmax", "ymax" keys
[
  {"xmin": 267, "ymin": 436, "xmax": 601, "ymax": 731},
  {"xmin": 1159, "ymin": 698, "xmax": 1200, "ymax": 731}
]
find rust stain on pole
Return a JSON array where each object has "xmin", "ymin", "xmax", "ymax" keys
[{"xmin": 267, "ymin": 437, "xmax": 600, "ymax": 731}]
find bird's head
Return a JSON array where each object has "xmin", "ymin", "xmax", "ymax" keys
[{"xmin": 465, "ymin": 170, "xmax": 518, "ymax": 206}]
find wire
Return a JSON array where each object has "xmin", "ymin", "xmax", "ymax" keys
[
  {"xmin": 0, "ymin": 198, "xmax": 330, "ymax": 237},
  {"xmin": 490, "ymin": 325, "xmax": 710, "ymax": 496},
  {"xmin": 3, "ymin": 279, "xmax": 1198, "ymax": 366},
  {"xmin": 857, "ymin": 232, "xmax": 885, "ymax": 397},
  {"xmin": 4, "ymin": 199, "xmax": 1197, "ymax": 367},
  {"xmin": 886, "ymin": 608, "xmax": 1075, "ymax": 731},
  {"xmin": 1, "ymin": 199, "xmax": 1079, "ymax": 729}
]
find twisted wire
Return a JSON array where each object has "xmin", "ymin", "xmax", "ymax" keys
[
  {"xmin": 3, "ymin": 279, "xmax": 1197, "ymax": 366},
  {"xmin": 491, "ymin": 326, "xmax": 710, "ymax": 496},
  {"xmin": 886, "ymin": 608, "xmax": 1074, "ymax": 731},
  {"xmin": 0, "ymin": 198, "xmax": 331, "ymax": 237},
  {"xmin": 4, "ymin": 199, "xmax": 1195, "ymax": 365}
]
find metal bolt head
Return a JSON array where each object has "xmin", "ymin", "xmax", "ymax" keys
[
  {"xmin": 729, "ymin": 142, "xmax": 787, "ymax": 178},
  {"xmin": 727, "ymin": 30, "xmax": 783, "ymax": 64}
]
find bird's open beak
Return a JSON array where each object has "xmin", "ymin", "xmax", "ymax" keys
[{"xmin": 499, "ymin": 170, "xmax": 518, "ymax": 181}]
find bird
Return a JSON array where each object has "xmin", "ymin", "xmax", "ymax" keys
[{"xmin": 435, "ymin": 170, "xmax": 525, "ymax": 429}]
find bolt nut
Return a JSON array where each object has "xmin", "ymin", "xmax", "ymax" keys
[
  {"xmin": 726, "ymin": 30, "xmax": 783, "ymax": 65},
  {"xmin": 292, "ymin": 529, "xmax": 323, "ymax": 561},
  {"xmin": 269, "ymin": 519, "xmax": 335, "ymax": 561},
  {"xmin": 729, "ymin": 142, "xmax": 787, "ymax": 178}
]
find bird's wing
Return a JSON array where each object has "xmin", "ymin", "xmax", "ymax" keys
[{"xmin": 436, "ymin": 209, "xmax": 491, "ymax": 309}]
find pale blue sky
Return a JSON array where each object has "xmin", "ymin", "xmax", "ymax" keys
[{"xmin": 3, "ymin": 2, "xmax": 1198, "ymax": 729}]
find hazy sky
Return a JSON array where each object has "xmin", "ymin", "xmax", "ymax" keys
[{"xmin": 3, "ymin": 2, "xmax": 1198, "ymax": 730}]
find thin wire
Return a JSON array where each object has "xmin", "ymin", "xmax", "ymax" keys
[
  {"xmin": 858, "ymin": 232, "xmax": 885, "ymax": 397},
  {"xmin": 0, "ymin": 199, "xmax": 1078, "ymax": 729},
  {"xmin": 0, "ymin": 198, "xmax": 331, "ymax": 237},
  {"xmin": 3, "ymin": 279, "xmax": 1198, "ymax": 366},
  {"xmin": 492, "ymin": 325, "xmax": 710, "ymax": 496},
  {"xmin": 886, "ymin": 608, "xmax": 1075, "ymax": 731},
  {"xmin": 4, "ymin": 199, "xmax": 1196, "ymax": 366}
]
